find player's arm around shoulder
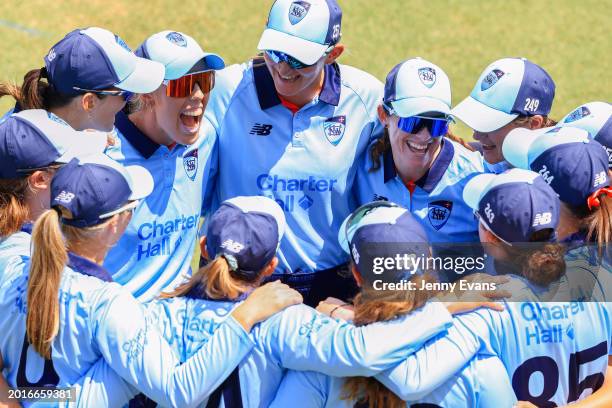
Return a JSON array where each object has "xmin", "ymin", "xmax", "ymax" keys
[{"xmin": 204, "ymin": 62, "xmax": 252, "ymax": 131}]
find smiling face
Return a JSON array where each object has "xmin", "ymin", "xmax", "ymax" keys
[
  {"xmin": 263, "ymin": 52, "xmax": 326, "ymax": 104},
  {"xmin": 151, "ymin": 82, "xmax": 209, "ymax": 145},
  {"xmin": 473, "ymin": 120, "xmax": 523, "ymax": 164}
]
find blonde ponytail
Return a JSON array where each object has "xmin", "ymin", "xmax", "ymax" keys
[
  {"xmin": 585, "ymin": 195, "xmax": 612, "ymax": 254},
  {"xmin": 161, "ymin": 257, "xmax": 249, "ymax": 300},
  {"xmin": 27, "ymin": 209, "xmax": 67, "ymax": 359}
]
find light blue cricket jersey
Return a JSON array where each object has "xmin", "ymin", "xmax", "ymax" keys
[
  {"xmin": 270, "ymin": 354, "xmax": 516, "ymax": 408},
  {"xmin": 0, "ymin": 253, "xmax": 255, "ymax": 407},
  {"xmin": 376, "ymin": 299, "xmax": 612, "ymax": 406},
  {"xmin": 130, "ymin": 297, "xmax": 452, "ymax": 407},
  {"xmin": 104, "ymin": 111, "xmax": 217, "ymax": 301},
  {"xmin": 203, "ymin": 59, "xmax": 384, "ymax": 273},
  {"xmin": 355, "ymin": 138, "xmax": 484, "ymax": 244},
  {"xmin": 0, "ymin": 224, "xmax": 32, "ymax": 284}
]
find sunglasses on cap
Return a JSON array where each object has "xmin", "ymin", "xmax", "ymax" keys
[
  {"xmin": 164, "ymin": 71, "xmax": 215, "ymax": 98},
  {"xmin": 398, "ymin": 116, "xmax": 450, "ymax": 138},
  {"xmin": 344, "ymin": 201, "xmax": 400, "ymax": 248},
  {"xmin": 72, "ymin": 87, "xmax": 134, "ymax": 102}
]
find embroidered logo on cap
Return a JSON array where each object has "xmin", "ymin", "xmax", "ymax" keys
[
  {"xmin": 428, "ymin": 200, "xmax": 453, "ymax": 230},
  {"xmin": 288, "ymin": 1, "xmax": 311, "ymax": 25},
  {"xmin": 220, "ymin": 239, "xmax": 244, "ymax": 253},
  {"xmin": 55, "ymin": 191, "xmax": 75, "ymax": 204},
  {"xmin": 481, "ymin": 69, "xmax": 505, "ymax": 91},
  {"xmin": 532, "ymin": 212, "xmax": 552, "ymax": 227},
  {"xmin": 114, "ymin": 35, "xmax": 131, "ymax": 52},
  {"xmin": 564, "ymin": 106, "xmax": 592, "ymax": 123},
  {"xmin": 166, "ymin": 32, "xmax": 188, "ymax": 47},
  {"xmin": 484, "ymin": 202, "xmax": 495, "ymax": 224},
  {"xmin": 323, "ymin": 115, "xmax": 346, "ymax": 146},
  {"xmin": 183, "ymin": 148, "xmax": 198, "ymax": 181},
  {"xmin": 418, "ymin": 67, "xmax": 437, "ymax": 88}
]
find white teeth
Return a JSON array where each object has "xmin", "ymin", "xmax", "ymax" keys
[
  {"xmin": 280, "ymin": 75, "xmax": 296, "ymax": 80},
  {"xmin": 408, "ymin": 141, "xmax": 428, "ymax": 150},
  {"xmin": 182, "ymin": 110, "xmax": 201, "ymax": 117}
]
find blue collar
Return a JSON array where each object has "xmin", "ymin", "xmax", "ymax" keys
[
  {"xmin": 115, "ymin": 111, "xmax": 160, "ymax": 159},
  {"xmin": 67, "ymin": 252, "xmax": 113, "ymax": 282},
  {"xmin": 20, "ymin": 222, "xmax": 33, "ymax": 235},
  {"xmin": 253, "ymin": 58, "xmax": 342, "ymax": 110},
  {"xmin": 383, "ymin": 138, "xmax": 455, "ymax": 193}
]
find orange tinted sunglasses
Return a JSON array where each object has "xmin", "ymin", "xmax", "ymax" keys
[{"xmin": 165, "ymin": 71, "xmax": 215, "ymax": 98}]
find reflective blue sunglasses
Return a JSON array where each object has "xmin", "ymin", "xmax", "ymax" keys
[
  {"xmin": 397, "ymin": 116, "xmax": 449, "ymax": 137},
  {"xmin": 265, "ymin": 50, "xmax": 312, "ymax": 70}
]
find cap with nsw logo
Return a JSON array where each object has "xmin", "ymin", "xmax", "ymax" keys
[
  {"xmin": 206, "ymin": 196, "xmax": 286, "ymax": 276},
  {"xmin": 463, "ymin": 168, "xmax": 560, "ymax": 244},
  {"xmin": 502, "ymin": 126, "xmax": 610, "ymax": 207},
  {"xmin": 451, "ymin": 58, "xmax": 555, "ymax": 132},
  {"xmin": 51, "ymin": 154, "xmax": 153, "ymax": 227},
  {"xmin": 558, "ymin": 102, "xmax": 611, "ymax": 168},
  {"xmin": 135, "ymin": 30, "xmax": 225, "ymax": 80},
  {"xmin": 0, "ymin": 110, "xmax": 107, "ymax": 178},
  {"xmin": 45, "ymin": 27, "xmax": 164, "ymax": 95},
  {"xmin": 257, "ymin": 0, "xmax": 342, "ymax": 65},
  {"xmin": 383, "ymin": 57, "xmax": 451, "ymax": 118}
]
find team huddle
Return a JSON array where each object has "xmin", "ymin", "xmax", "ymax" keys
[{"xmin": 0, "ymin": 0, "xmax": 611, "ymax": 407}]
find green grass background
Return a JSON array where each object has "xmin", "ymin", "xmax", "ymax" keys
[{"xmin": 0, "ymin": 0, "xmax": 610, "ymax": 270}]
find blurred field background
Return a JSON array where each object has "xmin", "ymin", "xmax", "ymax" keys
[
  {"xmin": 1, "ymin": 0, "xmax": 610, "ymax": 133},
  {"xmin": 1, "ymin": 0, "xmax": 610, "ymax": 272}
]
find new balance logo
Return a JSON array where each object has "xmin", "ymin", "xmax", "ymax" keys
[
  {"xmin": 373, "ymin": 194, "xmax": 389, "ymax": 201},
  {"xmin": 220, "ymin": 239, "xmax": 244, "ymax": 253},
  {"xmin": 55, "ymin": 191, "xmax": 75, "ymax": 204},
  {"xmin": 533, "ymin": 212, "xmax": 552, "ymax": 226},
  {"xmin": 594, "ymin": 171, "xmax": 607, "ymax": 187},
  {"xmin": 249, "ymin": 123, "xmax": 273, "ymax": 136}
]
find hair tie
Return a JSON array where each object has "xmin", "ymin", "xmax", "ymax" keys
[
  {"xmin": 220, "ymin": 253, "xmax": 239, "ymax": 272},
  {"xmin": 587, "ymin": 187, "xmax": 612, "ymax": 210},
  {"xmin": 39, "ymin": 67, "xmax": 48, "ymax": 79}
]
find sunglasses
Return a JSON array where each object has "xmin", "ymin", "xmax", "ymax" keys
[
  {"xmin": 397, "ymin": 116, "xmax": 450, "ymax": 137},
  {"xmin": 72, "ymin": 87, "xmax": 133, "ymax": 102},
  {"xmin": 344, "ymin": 201, "xmax": 400, "ymax": 252},
  {"xmin": 164, "ymin": 71, "xmax": 215, "ymax": 98},
  {"xmin": 99, "ymin": 199, "xmax": 140, "ymax": 220},
  {"xmin": 265, "ymin": 50, "xmax": 314, "ymax": 70}
]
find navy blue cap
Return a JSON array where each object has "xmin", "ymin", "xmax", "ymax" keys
[
  {"xmin": 0, "ymin": 110, "xmax": 106, "ymax": 178},
  {"xmin": 51, "ymin": 154, "xmax": 153, "ymax": 227},
  {"xmin": 339, "ymin": 203, "xmax": 430, "ymax": 279},
  {"xmin": 503, "ymin": 126, "xmax": 610, "ymax": 207},
  {"xmin": 45, "ymin": 27, "xmax": 164, "ymax": 96},
  {"xmin": 464, "ymin": 168, "xmax": 560, "ymax": 243},
  {"xmin": 207, "ymin": 196, "xmax": 286, "ymax": 277}
]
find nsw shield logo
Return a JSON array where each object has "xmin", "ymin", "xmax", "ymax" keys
[
  {"xmin": 323, "ymin": 115, "xmax": 346, "ymax": 146},
  {"xmin": 288, "ymin": 1, "xmax": 311, "ymax": 25},
  {"xmin": 418, "ymin": 67, "xmax": 436, "ymax": 88},
  {"xmin": 428, "ymin": 200, "xmax": 453, "ymax": 230},
  {"xmin": 481, "ymin": 69, "xmax": 505, "ymax": 91},
  {"xmin": 563, "ymin": 106, "xmax": 591, "ymax": 123},
  {"xmin": 166, "ymin": 31, "xmax": 188, "ymax": 47},
  {"xmin": 183, "ymin": 148, "xmax": 198, "ymax": 181}
]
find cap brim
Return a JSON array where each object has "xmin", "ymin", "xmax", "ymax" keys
[
  {"xmin": 124, "ymin": 165, "xmax": 154, "ymax": 200},
  {"xmin": 390, "ymin": 97, "xmax": 450, "ymax": 118},
  {"xmin": 115, "ymin": 57, "xmax": 165, "ymax": 94},
  {"xmin": 502, "ymin": 127, "xmax": 541, "ymax": 169},
  {"xmin": 463, "ymin": 173, "xmax": 498, "ymax": 210},
  {"xmin": 185, "ymin": 53, "xmax": 226, "ymax": 75},
  {"xmin": 55, "ymin": 130, "xmax": 107, "ymax": 163},
  {"xmin": 451, "ymin": 96, "xmax": 518, "ymax": 133},
  {"xmin": 257, "ymin": 29, "xmax": 328, "ymax": 65}
]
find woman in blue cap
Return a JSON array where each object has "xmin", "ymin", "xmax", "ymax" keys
[
  {"xmin": 104, "ymin": 30, "xmax": 226, "ymax": 301},
  {"xmin": 502, "ymin": 125, "xmax": 611, "ymax": 251},
  {"xmin": 0, "ymin": 27, "xmax": 164, "ymax": 132},
  {"xmin": 202, "ymin": 0, "xmax": 385, "ymax": 305},
  {"xmin": 272, "ymin": 202, "xmax": 515, "ymax": 407},
  {"xmin": 451, "ymin": 57, "xmax": 557, "ymax": 174},
  {"xmin": 79, "ymin": 196, "xmax": 500, "ymax": 407},
  {"xmin": 0, "ymin": 154, "xmax": 302, "ymax": 407},
  {"xmin": 336, "ymin": 169, "xmax": 611, "ymax": 407},
  {"xmin": 357, "ymin": 57, "xmax": 486, "ymax": 282}
]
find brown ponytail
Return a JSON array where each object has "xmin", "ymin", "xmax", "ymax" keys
[
  {"xmin": 369, "ymin": 128, "xmax": 391, "ymax": 172},
  {"xmin": 342, "ymin": 273, "xmax": 436, "ymax": 408},
  {"xmin": 0, "ymin": 68, "xmax": 74, "ymax": 111},
  {"xmin": 584, "ymin": 195, "xmax": 612, "ymax": 253},
  {"xmin": 162, "ymin": 256, "xmax": 255, "ymax": 300},
  {"xmin": 27, "ymin": 209, "xmax": 67, "ymax": 359},
  {"xmin": 0, "ymin": 178, "xmax": 30, "ymax": 237}
]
